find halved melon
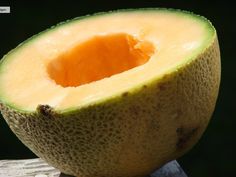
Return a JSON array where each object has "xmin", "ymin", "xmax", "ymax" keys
[{"xmin": 0, "ymin": 9, "xmax": 220, "ymax": 177}]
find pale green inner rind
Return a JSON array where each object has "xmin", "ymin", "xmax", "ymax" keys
[{"xmin": 0, "ymin": 8, "xmax": 216, "ymax": 114}]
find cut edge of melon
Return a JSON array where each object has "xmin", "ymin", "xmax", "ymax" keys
[{"xmin": 0, "ymin": 8, "xmax": 216, "ymax": 114}]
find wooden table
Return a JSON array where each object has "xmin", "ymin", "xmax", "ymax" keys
[{"xmin": 0, "ymin": 158, "xmax": 187, "ymax": 177}]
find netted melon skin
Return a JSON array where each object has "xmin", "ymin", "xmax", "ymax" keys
[{"xmin": 0, "ymin": 38, "xmax": 220, "ymax": 177}]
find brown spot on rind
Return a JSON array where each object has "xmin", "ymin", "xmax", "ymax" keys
[
  {"xmin": 159, "ymin": 83, "xmax": 168, "ymax": 91},
  {"xmin": 122, "ymin": 92, "xmax": 129, "ymax": 97},
  {"xmin": 176, "ymin": 126, "xmax": 199, "ymax": 150},
  {"xmin": 129, "ymin": 105, "xmax": 140, "ymax": 117},
  {"xmin": 142, "ymin": 85, "xmax": 147, "ymax": 89},
  {"xmin": 176, "ymin": 109, "xmax": 183, "ymax": 119},
  {"xmin": 37, "ymin": 104, "xmax": 55, "ymax": 119},
  {"xmin": 0, "ymin": 102, "xmax": 3, "ymax": 110}
]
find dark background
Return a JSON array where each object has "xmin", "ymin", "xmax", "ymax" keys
[{"xmin": 0, "ymin": 1, "xmax": 235, "ymax": 177}]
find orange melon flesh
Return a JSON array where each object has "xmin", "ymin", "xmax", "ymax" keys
[
  {"xmin": 47, "ymin": 33, "xmax": 154, "ymax": 87},
  {"xmin": 0, "ymin": 11, "xmax": 211, "ymax": 111}
]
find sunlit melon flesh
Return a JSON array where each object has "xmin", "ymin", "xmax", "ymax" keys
[{"xmin": 0, "ymin": 9, "xmax": 220, "ymax": 177}]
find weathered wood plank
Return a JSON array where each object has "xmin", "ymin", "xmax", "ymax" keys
[{"xmin": 0, "ymin": 158, "xmax": 187, "ymax": 177}]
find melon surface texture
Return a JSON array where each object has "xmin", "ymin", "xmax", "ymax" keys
[{"xmin": 0, "ymin": 9, "xmax": 220, "ymax": 177}]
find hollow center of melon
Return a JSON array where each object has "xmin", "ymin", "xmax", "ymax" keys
[{"xmin": 47, "ymin": 33, "xmax": 155, "ymax": 87}]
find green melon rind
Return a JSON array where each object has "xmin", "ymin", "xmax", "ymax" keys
[
  {"xmin": 0, "ymin": 8, "xmax": 215, "ymax": 114},
  {"xmin": 0, "ymin": 37, "xmax": 220, "ymax": 176}
]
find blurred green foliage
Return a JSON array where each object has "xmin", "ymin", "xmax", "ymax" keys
[{"xmin": 0, "ymin": 1, "xmax": 235, "ymax": 177}]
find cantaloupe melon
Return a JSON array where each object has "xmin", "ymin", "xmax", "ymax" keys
[{"xmin": 0, "ymin": 9, "xmax": 220, "ymax": 177}]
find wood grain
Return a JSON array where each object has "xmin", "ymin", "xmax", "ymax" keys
[{"xmin": 0, "ymin": 158, "xmax": 187, "ymax": 177}]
